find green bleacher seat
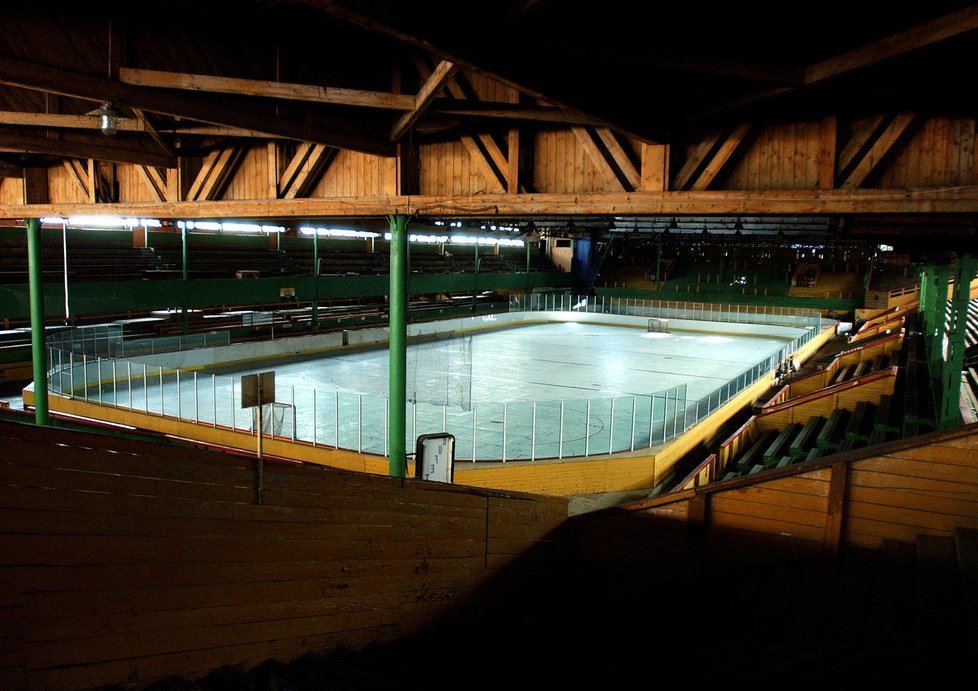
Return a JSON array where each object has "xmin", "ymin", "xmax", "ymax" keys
[
  {"xmin": 805, "ymin": 447, "xmax": 822, "ymax": 460},
  {"xmin": 788, "ymin": 415, "xmax": 823, "ymax": 458},
  {"xmin": 816, "ymin": 408, "xmax": 848, "ymax": 450},
  {"xmin": 844, "ymin": 401, "xmax": 873, "ymax": 442},
  {"xmin": 735, "ymin": 429, "xmax": 776, "ymax": 474},
  {"xmin": 873, "ymin": 394, "xmax": 899, "ymax": 435},
  {"xmin": 763, "ymin": 422, "xmax": 800, "ymax": 467}
]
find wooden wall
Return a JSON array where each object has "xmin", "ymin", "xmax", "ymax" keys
[
  {"xmin": 625, "ymin": 422, "xmax": 978, "ymax": 552},
  {"xmin": 0, "ymin": 418, "xmax": 567, "ymax": 690}
]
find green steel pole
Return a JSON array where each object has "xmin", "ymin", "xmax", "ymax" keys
[
  {"xmin": 524, "ymin": 240, "xmax": 531, "ymax": 305},
  {"xmin": 181, "ymin": 223, "xmax": 189, "ymax": 335},
  {"xmin": 940, "ymin": 255, "xmax": 978, "ymax": 429},
  {"xmin": 472, "ymin": 241, "xmax": 479, "ymax": 311},
  {"xmin": 656, "ymin": 237, "xmax": 662, "ymax": 290},
  {"xmin": 25, "ymin": 218, "xmax": 49, "ymax": 425},
  {"xmin": 312, "ymin": 229, "xmax": 320, "ymax": 330},
  {"xmin": 927, "ymin": 263, "xmax": 950, "ymax": 379},
  {"xmin": 388, "ymin": 214, "xmax": 409, "ymax": 478},
  {"xmin": 918, "ymin": 265, "xmax": 931, "ymax": 335}
]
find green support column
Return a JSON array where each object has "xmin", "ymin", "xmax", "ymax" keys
[
  {"xmin": 940, "ymin": 255, "xmax": 978, "ymax": 429},
  {"xmin": 181, "ymin": 223, "xmax": 189, "ymax": 336},
  {"xmin": 925, "ymin": 263, "xmax": 950, "ymax": 378},
  {"xmin": 918, "ymin": 265, "xmax": 932, "ymax": 335},
  {"xmin": 25, "ymin": 218, "xmax": 49, "ymax": 425},
  {"xmin": 388, "ymin": 214, "xmax": 409, "ymax": 478},
  {"xmin": 471, "ymin": 240, "xmax": 480, "ymax": 311},
  {"xmin": 655, "ymin": 237, "xmax": 662, "ymax": 290},
  {"xmin": 524, "ymin": 240, "xmax": 531, "ymax": 306},
  {"xmin": 312, "ymin": 229, "xmax": 320, "ymax": 330}
]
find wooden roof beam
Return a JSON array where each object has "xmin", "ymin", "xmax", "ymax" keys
[
  {"xmin": 0, "ymin": 55, "xmax": 395, "ymax": 156},
  {"xmin": 119, "ymin": 67, "xmax": 416, "ymax": 111},
  {"xmin": 187, "ymin": 146, "xmax": 245, "ymax": 202},
  {"xmin": 805, "ymin": 6, "xmax": 978, "ymax": 85},
  {"xmin": 280, "ymin": 143, "xmax": 337, "ymax": 199},
  {"xmin": 0, "ymin": 130, "xmax": 174, "ymax": 168},
  {"xmin": 0, "ymin": 111, "xmax": 142, "ymax": 132},
  {"xmin": 841, "ymin": 113, "xmax": 916, "ymax": 188},
  {"xmin": 390, "ymin": 60, "xmax": 458, "ymax": 142},
  {"xmin": 137, "ymin": 165, "xmax": 168, "ymax": 203},
  {"xmin": 6, "ymin": 186, "xmax": 978, "ymax": 220},
  {"xmin": 691, "ymin": 123, "xmax": 752, "ymax": 191}
]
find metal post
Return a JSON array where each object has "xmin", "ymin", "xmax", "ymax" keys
[
  {"xmin": 502, "ymin": 404, "xmax": 508, "ymax": 461},
  {"xmin": 472, "ymin": 403, "xmax": 477, "ymax": 461},
  {"xmin": 291, "ymin": 385, "xmax": 296, "ymax": 441},
  {"xmin": 176, "ymin": 369, "xmax": 181, "ymax": 419},
  {"xmin": 256, "ymin": 401, "xmax": 264, "ymax": 505},
  {"xmin": 558, "ymin": 401, "xmax": 565, "ymax": 458},
  {"xmin": 472, "ymin": 239, "xmax": 480, "ymax": 312},
  {"xmin": 128, "ymin": 362, "xmax": 133, "ymax": 409},
  {"xmin": 585, "ymin": 400, "xmax": 591, "ymax": 456},
  {"xmin": 194, "ymin": 372, "xmax": 199, "ymax": 423},
  {"xmin": 609, "ymin": 398, "xmax": 615, "ymax": 454},
  {"xmin": 181, "ymin": 222, "xmax": 189, "ymax": 336},
  {"xmin": 25, "ymin": 218, "xmax": 49, "ymax": 424},
  {"xmin": 143, "ymin": 364, "xmax": 148, "ymax": 411},
  {"xmin": 312, "ymin": 228, "xmax": 320, "ymax": 330},
  {"xmin": 630, "ymin": 397, "xmax": 637, "ymax": 451},
  {"xmin": 531, "ymin": 402, "xmax": 537, "ymax": 460},
  {"xmin": 940, "ymin": 254, "xmax": 977, "ymax": 429},
  {"xmin": 387, "ymin": 214, "xmax": 409, "ymax": 477},
  {"xmin": 334, "ymin": 391, "xmax": 339, "ymax": 447},
  {"xmin": 212, "ymin": 375, "xmax": 217, "ymax": 426}
]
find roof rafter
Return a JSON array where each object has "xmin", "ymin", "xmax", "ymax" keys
[
  {"xmin": 0, "ymin": 55, "xmax": 395, "ymax": 157},
  {"xmin": 390, "ymin": 60, "xmax": 458, "ymax": 142},
  {"xmin": 0, "ymin": 130, "xmax": 174, "ymax": 168},
  {"xmin": 805, "ymin": 5, "xmax": 978, "ymax": 84},
  {"xmin": 119, "ymin": 67, "xmax": 416, "ymax": 111}
]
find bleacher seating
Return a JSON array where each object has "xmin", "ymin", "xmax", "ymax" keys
[
  {"xmin": 0, "ymin": 229, "xmax": 162, "ymax": 283},
  {"xmin": 148, "ymin": 239, "xmax": 298, "ymax": 279}
]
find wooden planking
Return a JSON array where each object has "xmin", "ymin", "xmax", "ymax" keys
[
  {"xmin": 0, "ymin": 422, "xmax": 567, "ymax": 690},
  {"xmin": 852, "ymin": 454, "xmax": 978, "ymax": 485},
  {"xmin": 0, "ymin": 177, "xmax": 22, "ymax": 205},
  {"xmin": 223, "ymin": 145, "xmax": 272, "ymax": 201},
  {"xmin": 845, "ymin": 490, "xmax": 978, "ymax": 534},
  {"xmin": 708, "ymin": 508, "xmax": 827, "ymax": 543},
  {"xmin": 313, "ymin": 149, "xmax": 397, "ymax": 197}
]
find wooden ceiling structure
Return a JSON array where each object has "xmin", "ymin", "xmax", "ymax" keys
[{"xmin": 0, "ymin": 1, "xmax": 977, "ymax": 247}]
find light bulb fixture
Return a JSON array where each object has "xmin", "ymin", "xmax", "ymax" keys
[{"xmin": 97, "ymin": 102, "xmax": 119, "ymax": 136}]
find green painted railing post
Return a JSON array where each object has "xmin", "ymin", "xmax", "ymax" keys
[
  {"xmin": 388, "ymin": 214, "xmax": 409, "ymax": 478},
  {"xmin": 25, "ymin": 218, "xmax": 49, "ymax": 425}
]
